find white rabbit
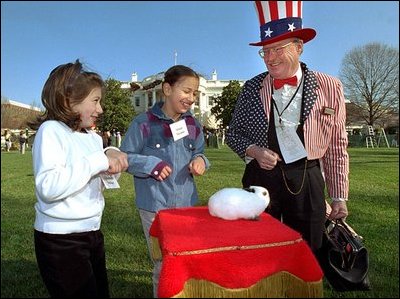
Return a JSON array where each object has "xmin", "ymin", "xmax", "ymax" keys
[{"xmin": 208, "ymin": 186, "xmax": 270, "ymax": 220}]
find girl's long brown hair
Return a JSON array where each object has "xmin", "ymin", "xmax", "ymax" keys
[{"xmin": 29, "ymin": 60, "xmax": 104, "ymax": 131}]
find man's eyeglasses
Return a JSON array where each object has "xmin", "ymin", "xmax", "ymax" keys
[{"xmin": 258, "ymin": 41, "xmax": 297, "ymax": 58}]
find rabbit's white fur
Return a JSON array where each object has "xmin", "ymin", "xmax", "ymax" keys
[{"xmin": 208, "ymin": 186, "xmax": 270, "ymax": 220}]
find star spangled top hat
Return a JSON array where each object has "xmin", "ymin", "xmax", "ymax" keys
[{"xmin": 250, "ymin": 1, "xmax": 316, "ymax": 46}]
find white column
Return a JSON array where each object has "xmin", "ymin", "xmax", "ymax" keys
[
  {"xmin": 152, "ymin": 89, "xmax": 157, "ymax": 106},
  {"xmin": 144, "ymin": 92, "xmax": 149, "ymax": 110}
]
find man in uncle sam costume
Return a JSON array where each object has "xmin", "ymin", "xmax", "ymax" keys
[{"xmin": 226, "ymin": 1, "xmax": 350, "ymax": 254}]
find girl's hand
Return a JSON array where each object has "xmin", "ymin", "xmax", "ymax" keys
[
  {"xmin": 189, "ymin": 157, "xmax": 206, "ymax": 176},
  {"xmin": 156, "ymin": 165, "xmax": 172, "ymax": 181},
  {"xmin": 106, "ymin": 149, "xmax": 128, "ymax": 174}
]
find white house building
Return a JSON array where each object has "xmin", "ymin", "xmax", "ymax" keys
[{"xmin": 120, "ymin": 70, "xmax": 245, "ymax": 126}]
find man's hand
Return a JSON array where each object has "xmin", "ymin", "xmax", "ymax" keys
[
  {"xmin": 247, "ymin": 145, "xmax": 282, "ymax": 170},
  {"xmin": 328, "ymin": 201, "xmax": 348, "ymax": 220}
]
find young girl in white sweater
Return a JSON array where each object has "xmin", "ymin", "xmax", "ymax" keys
[{"xmin": 30, "ymin": 60, "xmax": 128, "ymax": 298}]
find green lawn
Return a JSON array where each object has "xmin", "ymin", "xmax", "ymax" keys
[{"xmin": 1, "ymin": 147, "xmax": 399, "ymax": 298}]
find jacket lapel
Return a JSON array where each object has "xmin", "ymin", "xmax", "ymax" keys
[{"xmin": 300, "ymin": 63, "xmax": 319, "ymax": 123}]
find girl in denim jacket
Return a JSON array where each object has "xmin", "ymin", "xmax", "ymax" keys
[{"xmin": 120, "ymin": 65, "xmax": 210, "ymax": 297}]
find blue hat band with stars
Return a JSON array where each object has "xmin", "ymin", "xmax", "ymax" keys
[{"xmin": 260, "ymin": 17, "xmax": 302, "ymax": 42}]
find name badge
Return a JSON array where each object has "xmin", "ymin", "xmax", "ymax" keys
[
  {"xmin": 170, "ymin": 119, "xmax": 189, "ymax": 141},
  {"xmin": 322, "ymin": 106, "xmax": 335, "ymax": 115},
  {"xmin": 100, "ymin": 173, "xmax": 120, "ymax": 189}
]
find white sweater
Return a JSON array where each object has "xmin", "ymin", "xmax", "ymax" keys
[{"xmin": 32, "ymin": 121, "xmax": 110, "ymax": 234}]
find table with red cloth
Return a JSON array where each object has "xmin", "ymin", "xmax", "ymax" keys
[{"xmin": 149, "ymin": 206, "xmax": 323, "ymax": 298}]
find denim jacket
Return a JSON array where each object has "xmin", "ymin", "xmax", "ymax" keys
[{"xmin": 120, "ymin": 102, "xmax": 210, "ymax": 212}]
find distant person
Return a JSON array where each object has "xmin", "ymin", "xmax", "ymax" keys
[
  {"xmin": 109, "ymin": 129, "xmax": 116, "ymax": 147},
  {"xmin": 4, "ymin": 129, "xmax": 12, "ymax": 152},
  {"xmin": 226, "ymin": 1, "xmax": 349, "ymax": 254},
  {"xmin": 116, "ymin": 131, "xmax": 122, "ymax": 147},
  {"xmin": 207, "ymin": 130, "xmax": 212, "ymax": 147},
  {"xmin": 221, "ymin": 127, "xmax": 226, "ymax": 145},
  {"xmin": 19, "ymin": 131, "xmax": 27, "ymax": 154},
  {"xmin": 25, "ymin": 128, "xmax": 30, "ymax": 149},
  {"xmin": 120, "ymin": 65, "xmax": 210, "ymax": 297},
  {"xmin": 101, "ymin": 131, "xmax": 111, "ymax": 148},
  {"xmin": 29, "ymin": 59, "xmax": 128, "ymax": 298},
  {"xmin": 392, "ymin": 133, "xmax": 399, "ymax": 147}
]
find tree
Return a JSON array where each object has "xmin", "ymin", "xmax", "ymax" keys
[
  {"xmin": 96, "ymin": 78, "xmax": 136, "ymax": 134},
  {"xmin": 210, "ymin": 80, "xmax": 242, "ymax": 128},
  {"xmin": 339, "ymin": 42, "xmax": 399, "ymax": 127}
]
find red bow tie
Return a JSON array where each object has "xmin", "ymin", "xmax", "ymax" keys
[{"xmin": 273, "ymin": 76, "xmax": 297, "ymax": 89}]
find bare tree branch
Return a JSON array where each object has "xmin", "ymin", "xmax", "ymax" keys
[{"xmin": 339, "ymin": 43, "xmax": 399, "ymax": 127}]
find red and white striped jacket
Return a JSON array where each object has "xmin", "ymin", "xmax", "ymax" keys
[{"xmin": 226, "ymin": 63, "xmax": 349, "ymax": 200}]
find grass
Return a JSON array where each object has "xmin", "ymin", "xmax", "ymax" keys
[{"xmin": 1, "ymin": 146, "xmax": 399, "ymax": 298}]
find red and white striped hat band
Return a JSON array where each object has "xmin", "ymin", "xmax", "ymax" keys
[{"xmin": 249, "ymin": 1, "xmax": 316, "ymax": 47}]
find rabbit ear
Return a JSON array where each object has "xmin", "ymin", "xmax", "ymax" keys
[{"xmin": 243, "ymin": 187, "xmax": 255, "ymax": 193}]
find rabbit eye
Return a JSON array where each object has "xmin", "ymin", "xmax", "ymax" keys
[{"xmin": 262, "ymin": 191, "xmax": 267, "ymax": 196}]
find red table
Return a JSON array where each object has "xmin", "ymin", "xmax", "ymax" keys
[{"xmin": 150, "ymin": 206, "xmax": 323, "ymax": 298}]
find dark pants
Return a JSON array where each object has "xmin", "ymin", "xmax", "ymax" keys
[
  {"xmin": 34, "ymin": 230, "xmax": 110, "ymax": 298},
  {"xmin": 242, "ymin": 159, "xmax": 326, "ymax": 252}
]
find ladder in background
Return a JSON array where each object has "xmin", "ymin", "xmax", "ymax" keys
[
  {"xmin": 365, "ymin": 126, "xmax": 376, "ymax": 148},
  {"xmin": 377, "ymin": 128, "xmax": 390, "ymax": 148}
]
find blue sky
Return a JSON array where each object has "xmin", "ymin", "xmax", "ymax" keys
[{"xmin": 1, "ymin": 1, "xmax": 399, "ymax": 108}]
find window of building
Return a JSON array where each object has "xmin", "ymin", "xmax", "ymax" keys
[{"xmin": 135, "ymin": 97, "xmax": 140, "ymax": 107}]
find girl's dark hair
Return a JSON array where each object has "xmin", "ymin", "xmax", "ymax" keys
[
  {"xmin": 163, "ymin": 65, "xmax": 199, "ymax": 87},
  {"xmin": 29, "ymin": 59, "xmax": 104, "ymax": 131}
]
